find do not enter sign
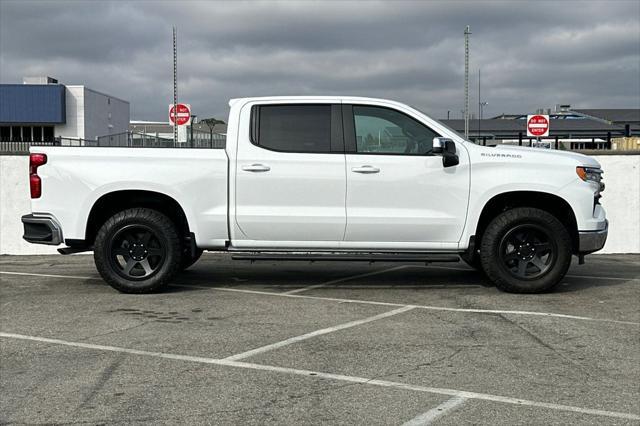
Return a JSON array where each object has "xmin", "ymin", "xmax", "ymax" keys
[
  {"xmin": 527, "ymin": 114, "xmax": 549, "ymax": 138},
  {"xmin": 169, "ymin": 103, "xmax": 191, "ymax": 126}
]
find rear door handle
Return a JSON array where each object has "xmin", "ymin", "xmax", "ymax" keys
[
  {"xmin": 351, "ymin": 165, "xmax": 380, "ymax": 174},
  {"xmin": 242, "ymin": 164, "xmax": 271, "ymax": 172}
]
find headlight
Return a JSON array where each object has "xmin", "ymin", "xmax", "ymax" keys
[
  {"xmin": 576, "ymin": 166, "xmax": 602, "ymax": 183},
  {"xmin": 576, "ymin": 166, "xmax": 604, "ymax": 193}
]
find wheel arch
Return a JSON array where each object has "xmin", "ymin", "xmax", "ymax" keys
[
  {"xmin": 472, "ymin": 191, "xmax": 579, "ymax": 253},
  {"xmin": 84, "ymin": 190, "xmax": 191, "ymax": 246}
]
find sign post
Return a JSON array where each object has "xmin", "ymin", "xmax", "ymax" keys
[
  {"xmin": 169, "ymin": 103, "xmax": 191, "ymax": 127},
  {"xmin": 527, "ymin": 114, "xmax": 550, "ymax": 138}
]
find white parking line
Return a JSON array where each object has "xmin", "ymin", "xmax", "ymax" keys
[
  {"xmin": 283, "ymin": 264, "xmax": 639, "ymax": 295},
  {"xmin": 225, "ymin": 305, "xmax": 415, "ymax": 361},
  {"xmin": 178, "ymin": 285, "xmax": 640, "ymax": 326},
  {"xmin": 1, "ymin": 270, "xmax": 637, "ymax": 326},
  {"xmin": 412, "ymin": 265, "xmax": 640, "ymax": 282},
  {"xmin": 1, "ymin": 332, "xmax": 638, "ymax": 421},
  {"xmin": 284, "ymin": 265, "xmax": 413, "ymax": 294},
  {"xmin": 402, "ymin": 396, "xmax": 467, "ymax": 425},
  {"xmin": 0, "ymin": 271, "xmax": 99, "ymax": 280}
]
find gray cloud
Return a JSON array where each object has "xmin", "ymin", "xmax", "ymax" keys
[{"xmin": 1, "ymin": 0, "xmax": 638, "ymax": 121}]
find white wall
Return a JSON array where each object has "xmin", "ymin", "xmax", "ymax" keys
[
  {"xmin": 595, "ymin": 155, "xmax": 640, "ymax": 254},
  {"xmin": 54, "ymin": 86, "xmax": 84, "ymax": 139},
  {"xmin": 0, "ymin": 156, "xmax": 59, "ymax": 255},
  {"xmin": 1, "ymin": 154, "xmax": 638, "ymax": 255}
]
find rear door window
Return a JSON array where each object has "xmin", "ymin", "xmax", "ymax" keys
[{"xmin": 251, "ymin": 105, "xmax": 333, "ymax": 153}]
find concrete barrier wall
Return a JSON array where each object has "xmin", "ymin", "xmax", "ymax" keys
[
  {"xmin": 1, "ymin": 156, "xmax": 60, "ymax": 255},
  {"xmin": 1, "ymin": 154, "xmax": 638, "ymax": 255}
]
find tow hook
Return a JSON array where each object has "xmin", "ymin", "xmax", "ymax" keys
[{"xmin": 578, "ymin": 254, "xmax": 585, "ymax": 265}]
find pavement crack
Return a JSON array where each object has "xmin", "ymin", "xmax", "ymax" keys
[
  {"xmin": 497, "ymin": 313, "xmax": 594, "ymax": 377},
  {"xmin": 77, "ymin": 321, "xmax": 147, "ymax": 342},
  {"xmin": 76, "ymin": 356, "xmax": 124, "ymax": 410}
]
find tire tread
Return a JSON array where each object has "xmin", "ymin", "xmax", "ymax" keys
[
  {"xmin": 94, "ymin": 208, "xmax": 181, "ymax": 294},
  {"xmin": 479, "ymin": 207, "xmax": 572, "ymax": 293}
]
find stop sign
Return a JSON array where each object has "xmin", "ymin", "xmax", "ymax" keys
[
  {"xmin": 527, "ymin": 114, "xmax": 549, "ymax": 138},
  {"xmin": 169, "ymin": 103, "xmax": 191, "ymax": 126}
]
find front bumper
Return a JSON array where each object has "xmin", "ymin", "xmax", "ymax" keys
[
  {"xmin": 22, "ymin": 214, "xmax": 63, "ymax": 245},
  {"xmin": 578, "ymin": 219, "xmax": 608, "ymax": 254}
]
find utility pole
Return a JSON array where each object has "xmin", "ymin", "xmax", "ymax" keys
[
  {"xmin": 173, "ymin": 26, "xmax": 178, "ymax": 144},
  {"xmin": 478, "ymin": 68, "xmax": 480, "ymax": 141},
  {"xmin": 464, "ymin": 25, "xmax": 471, "ymax": 139}
]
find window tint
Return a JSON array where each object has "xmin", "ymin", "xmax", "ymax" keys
[
  {"xmin": 254, "ymin": 105, "xmax": 331, "ymax": 152},
  {"xmin": 353, "ymin": 106, "xmax": 439, "ymax": 154}
]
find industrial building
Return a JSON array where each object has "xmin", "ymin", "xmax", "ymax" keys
[{"xmin": 0, "ymin": 76, "xmax": 129, "ymax": 143}]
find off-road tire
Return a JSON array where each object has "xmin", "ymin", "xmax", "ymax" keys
[
  {"xmin": 480, "ymin": 207, "xmax": 572, "ymax": 293},
  {"xmin": 181, "ymin": 248, "xmax": 203, "ymax": 271},
  {"xmin": 94, "ymin": 208, "xmax": 181, "ymax": 294}
]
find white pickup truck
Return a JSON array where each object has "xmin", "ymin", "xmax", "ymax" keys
[{"xmin": 22, "ymin": 96, "xmax": 607, "ymax": 294}]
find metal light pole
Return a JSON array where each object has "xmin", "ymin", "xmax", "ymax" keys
[
  {"xmin": 479, "ymin": 101, "xmax": 488, "ymax": 144},
  {"xmin": 464, "ymin": 25, "xmax": 471, "ymax": 139},
  {"xmin": 478, "ymin": 68, "xmax": 480, "ymax": 142},
  {"xmin": 173, "ymin": 26, "xmax": 178, "ymax": 144}
]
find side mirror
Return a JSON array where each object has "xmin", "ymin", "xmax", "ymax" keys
[
  {"xmin": 432, "ymin": 137, "xmax": 447, "ymax": 154},
  {"xmin": 433, "ymin": 137, "xmax": 459, "ymax": 167}
]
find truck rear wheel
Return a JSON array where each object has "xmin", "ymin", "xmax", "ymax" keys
[
  {"xmin": 94, "ymin": 208, "xmax": 181, "ymax": 293},
  {"xmin": 480, "ymin": 207, "xmax": 571, "ymax": 293}
]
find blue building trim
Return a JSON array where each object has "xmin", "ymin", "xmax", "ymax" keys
[{"xmin": 0, "ymin": 84, "xmax": 66, "ymax": 124}]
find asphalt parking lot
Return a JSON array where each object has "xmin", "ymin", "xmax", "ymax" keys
[{"xmin": 1, "ymin": 253, "xmax": 639, "ymax": 425}]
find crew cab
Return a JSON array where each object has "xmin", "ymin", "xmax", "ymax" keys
[{"xmin": 22, "ymin": 96, "xmax": 608, "ymax": 293}]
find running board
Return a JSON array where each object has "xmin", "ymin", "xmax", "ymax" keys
[{"xmin": 231, "ymin": 252, "xmax": 461, "ymax": 263}]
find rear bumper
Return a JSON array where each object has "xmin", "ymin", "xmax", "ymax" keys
[
  {"xmin": 578, "ymin": 219, "xmax": 608, "ymax": 254},
  {"xmin": 21, "ymin": 214, "xmax": 63, "ymax": 245}
]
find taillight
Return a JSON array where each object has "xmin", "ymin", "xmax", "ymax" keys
[{"xmin": 29, "ymin": 153, "xmax": 47, "ymax": 198}]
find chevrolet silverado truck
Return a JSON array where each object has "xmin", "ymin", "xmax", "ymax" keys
[{"xmin": 22, "ymin": 96, "xmax": 608, "ymax": 294}]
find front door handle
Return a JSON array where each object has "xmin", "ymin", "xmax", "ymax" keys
[
  {"xmin": 351, "ymin": 165, "xmax": 380, "ymax": 174},
  {"xmin": 242, "ymin": 164, "xmax": 271, "ymax": 172}
]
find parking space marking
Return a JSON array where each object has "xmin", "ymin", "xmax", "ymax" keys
[
  {"xmin": 417, "ymin": 265, "xmax": 640, "ymax": 281},
  {"xmin": 401, "ymin": 396, "xmax": 467, "ymax": 425},
  {"xmin": 1, "ymin": 270, "xmax": 638, "ymax": 325},
  {"xmin": 224, "ymin": 305, "xmax": 415, "ymax": 361},
  {"xmin": 413, "ymin": 265, "xmax": 640, "ymax": 281},
  {"xmin": 565, "ymin": 273, "xmax": 639, "ymax": 281},
  {"xmin": 182, "ymin": 285, "xmax": 640, "ymax": 326},
  {"xmin": 0, "ymin": 271, "xmax": 99, "ymax": 280},
  {"xmin": 284, "ymin": 265, "xmax": 412, "ymax": 294},
  {"xmin": 249, "ymin": 261, "xmax": 637, "ymax": 295},
  {"xmin": 1, "ymin": 332, "xmax": 638, "ymax": 421}
]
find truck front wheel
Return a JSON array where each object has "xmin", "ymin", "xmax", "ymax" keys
[
  {"xmin": 94, "ymin": 208, "xmax": 181, "ymax": 293},
  {"xmin": 479, "ymin": 207, "xmax": 572, "ymax": 293}
]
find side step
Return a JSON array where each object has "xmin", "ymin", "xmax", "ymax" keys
[{"xmin": 231, "ymin": 252, "xmax": 460, "ymax": 263}]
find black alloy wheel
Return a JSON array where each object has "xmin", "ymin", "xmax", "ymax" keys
[
  {"xmin": 499, "ymin": 224, "xmax": 556, "ymax": 280},
  {"xmin": 109, "ymin": 224, "xmax": 166, "ymax": 280}
]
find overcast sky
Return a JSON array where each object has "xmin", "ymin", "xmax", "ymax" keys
[{"xmin": 1, "ymin": 0, "xmax": 638, "ymax": 121}]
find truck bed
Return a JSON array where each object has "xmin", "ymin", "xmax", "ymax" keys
[{"xmin": 30, "ymin": 147, "xmax": 230, "ymax": 248}]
